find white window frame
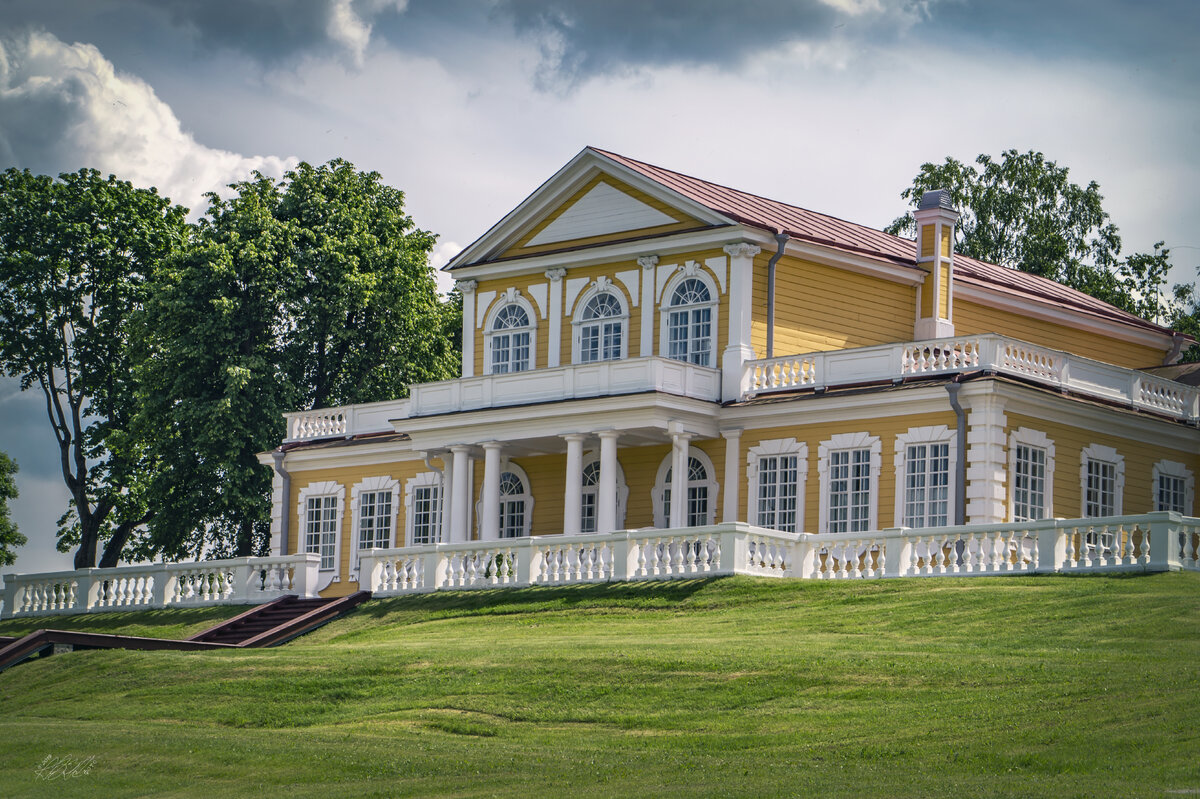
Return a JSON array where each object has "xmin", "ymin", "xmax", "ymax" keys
[
  {"xmin": 477, "ymin": 462, "xmax": 535, "ymax": 538},
  {"xmin": 658, "ymin": 265, "xmax": 719, "ymax": 368},
  {"xmin": 1008, "ymin": 427, "xmax": 1055, "ymax": 522},
  {"xmin": 1152, "ymin": 459, "xmax": 1194, "ymax": 514},
  {"xmin": 571, "ymin": 280, "xmax": 630, "ymax": 364},
  {"xmin": 349, "ymin": 476, "xmax": 399, "ymax": 579},
  {"xmin": 405, "ymin": 470, "xmax": 443, "ymax": 546},
  {"xmin": 579, "ymin": 451, "xmax": 629, "ymax": 533},
  {"xmin": 297, "ymin": 480, "xmax": 344, "ymax": 575},
  {"xmin": 818, "ymin": 432, "xmax": 881, "ymax": 534},
  {"xmin": 652, "ymin": 447, "xmax": 719, "ymax": 528},
  {"xmin": 483, "ymin": 290, "xmax": 538, "ymax": 375},
  {"xmin": 894, "ymin": 426, "xmax": 956, "ymax": 530},
  {"xmin": 746, "ymin": 438, "xmax": 808, "ymax": 532},
  {"xmin": 1080, "ymin": 443, "xmax": 1124, "ymax": 518}
]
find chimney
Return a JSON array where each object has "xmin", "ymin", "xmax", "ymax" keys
[{"xmin": 913, "ymin": 189, "xmax": 959, "ymax": 340}]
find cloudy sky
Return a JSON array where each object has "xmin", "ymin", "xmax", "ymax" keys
[{"xmin": 1, "ymin": 0, "xmax": 1198, "ymax": 575}]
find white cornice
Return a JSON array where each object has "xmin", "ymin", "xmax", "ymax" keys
[
  {"xmin": 280, "ymin": 442, "xmax": 425, "ymax": 471},
  {"xmin": 955, "ymin": 281, "xmax": 1171, "ymax": 352}
]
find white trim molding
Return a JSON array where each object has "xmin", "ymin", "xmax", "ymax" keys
[
  {"xmin": 1079, "ymin": 443, "xmax": 1125, "ymax": 518},
  {"xmin": 482, "ymin": 289, "xmax": 539, "ymax": 375},
  {"xmin": 652, "ymin": 446, "xmax": 719, "ymax": 528},
  {"xmin": 349, "ymin": 476, "xmax": 399, "ymax": 578},
  {"xmin": 1008, "ymin": 427, "xmax": 1055, "ymax": 522},
  {"xmin": 297, "ymin": 480, "xmax": 345, "ymax": 576},
  {"xmin": 1151, "ymin": 459, "xmax": 1195, "ymax": 514},
  {"xmin": 405, "ymin": 470, "xmax": 444, "ymax": 546},
  {"xmin": 746, "ymin": 438, "xmax": 808, "ymax": 532},
  {"xmin": 817, "ymin": 432, "xmax": 882, "ymax": 534},
  {"xmin": 893, "ymin": 425, "xmax": 957, "ymax": 530}
]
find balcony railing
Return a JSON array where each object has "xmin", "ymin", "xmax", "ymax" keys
[
  {"xmin": 284, "ymin": 400, "xmax": 410, "ymax": 443},
  {"xmin": 356, "ymin": 513, "xmax": 1200, "ymax": 597},
  {"xmin": 744, "ymin": 335, "xmax": 1200, "ymax": 423}
]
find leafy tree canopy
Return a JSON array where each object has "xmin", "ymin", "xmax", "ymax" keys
[
  {"xmin": 0, "ymin": 451, "xmax": 25, "ymax": 567},
  {"xmin": 0, "ymin": 168, "xmax": 188, "ymax": 568},
  {"xmin": 886, "ymin": 150, "xmax": 1172, "ymax": 322}
]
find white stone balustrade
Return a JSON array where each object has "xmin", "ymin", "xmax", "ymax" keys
[
  {"xmin": 283, "ymin": 399, "xmax": 411, "ymax": 443},
  {"xmin": 1, "ymin": 554, "xmax": 321, "ymax": 619},
  {"xmin": 744, "ymin": 335, "xmax": 1200, "ymax": 423}
]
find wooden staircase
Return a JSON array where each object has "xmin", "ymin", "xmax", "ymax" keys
[{"xmin": 0, "ymin": 591, "xmax": 371, "ymax": 673}]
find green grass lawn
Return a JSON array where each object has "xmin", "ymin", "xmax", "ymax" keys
[{"xmin": 1, "ymin": 573, "xmax": 1198, "ymax": 798}]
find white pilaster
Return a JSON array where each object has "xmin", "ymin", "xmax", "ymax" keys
[
  {"xmin": 670, "ymin": 430, "xmax": 692, "ymax": 528},
  {"xmin": 562, "ymin": 433, "xmax": 586, "ymax": 535},
  {"xmin": 456, "ymin": 280, "xmax": 477, "ymax": 378},
  {"xmin": 545, "ymin": 268, "xmax": 565, "ymax": 368},
  {"xmin": 439, "ymin": 453, "xmax": 454, "ymax": 544},
  {"xmin": 450, "ymin": 445, "xmax": 471, "ymax": 543},
  {"xmin": 481, "ymin": 442, "xmax": 502, "ymax": 541},
  {"xmin": 597, "ymin": 431, "xmax": 620, "ymax": 534},
  {"xmin": 721, "ymin": 428, "xmax": 742, "ymax": 524},
  {"xmin": 962, "ymin": 387, "xmax": 1008, "ymax": 524},
  {"xmin": 638, "ymin": 256, "xmax": 658, "ymax": 357},
  {"xmin": 721, "ymin": 244, "xmax": 760, "ymax": 401}
]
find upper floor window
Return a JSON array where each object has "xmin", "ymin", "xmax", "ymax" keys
[
  {"xmin": 488, "ymin": 302, "xmax": 534, "ymax": 374},
  {"xmin": 1080, "ymin": 444, "xmax": 1124, "ymax": 518},
  {"xmin": 575, "ymin": 291, "xmax": 626, "ymax": 363},
  {"xmin": 894, "ymin": 426, "xmax": 956, "ymax": 529},
  {"xmin": 1009, "ymin": 428, "xmax": 1054, "ymax": 522},
  {"xmin": 1152, "ymin": 459, "xmax": 1194, "ymax": 514},
  {"xmin": 747, "ymin": 438, "xmax": 808, "ymax": 533},
  {"xmin": 665, "ymin": 277, "xmax": 714, "ymax": 366}
]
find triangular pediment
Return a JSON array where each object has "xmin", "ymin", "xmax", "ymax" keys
[
  {"xmin": 526, "ymin": 181, "xmax": 678, "ymax": 246},
  {"xmin": 447, "ymin": 148, "xmax": 735, "ymax": 270}
]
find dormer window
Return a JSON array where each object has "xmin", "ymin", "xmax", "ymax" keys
[
  {"xmin": 664, "ymin": 276, "xmax": 714, "ymax": 367},
  {"xmin": 574, "ymin": 290, "xmax": 627, "ymax": 363},
  {"xmin": 488, "ymin": 302, "xmax": 534, "ymax": 374}
]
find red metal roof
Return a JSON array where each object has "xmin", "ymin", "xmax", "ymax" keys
[{"xmin": 591, "ymin": 147, "xmax": 1173, "ymax": 338}]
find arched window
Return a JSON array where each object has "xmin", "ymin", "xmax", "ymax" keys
[
  {"xmin": 653, "ymin": 450, "xmax": 718, "ymax": 528},
  {"xmin": 489, "ymin": 303, "xmax": 533, "ymax": 374},
  {"xmin": 499, "ymin": 470, "xmax": 531, "ymax": 538},
  {"xmin": 665, "ymin": 277, "xmax": 713, "ymax": 366},
  {"xmin": 579, "ymin": 455, "xmax": 629, "ymax": 533},
  {"xmin": 575, "ymin": 291, "xmax": 626, "ymax": 363}
]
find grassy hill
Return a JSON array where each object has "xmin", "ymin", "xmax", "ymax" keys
[{"xmin": 1, "ymin": 573, "xmax": 1198, "ymax": 798}]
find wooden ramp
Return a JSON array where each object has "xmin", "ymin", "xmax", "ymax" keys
[{"xmin": 0, "ymin": 591, "xmax": 371, "ymax": 673}]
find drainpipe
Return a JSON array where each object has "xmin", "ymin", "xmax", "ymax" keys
[
  {"xmin": 271, "ymin": 451, "xmax": 291, "ymax": 556},
  {"xmin": 1164, "ymin": 333, "xmax": 1186, "ymax": 365},
  {"xmin": 766, "ymin": 231, "xmax": 789, "ymax": 359},
  {"xmin": 945, "ymin": 379, "xmax": 967, "ymax": 526}
]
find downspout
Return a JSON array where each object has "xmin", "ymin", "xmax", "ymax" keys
[
  {"xmin": 1164, "ymin": 333, "xmax": 1186, "ymax": 365},
  {"xmin": 271, "ymin": 451, "xmax": 291, "ymax": 556},
  {"xmin": 766, "ymin": 231, "xmax": 789, "ymax": 359},
  {"xmin": 945, "ymin": 379, "xmax": 967, "ymax": 526}
]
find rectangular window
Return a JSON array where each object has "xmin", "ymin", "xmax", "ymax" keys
[
  {"xmin": 757, "ymin": 455, "xmax": 799, "ymax": 532},
  {"xmin": 828, "ymin": 449, "xmax": 870, "ymax": 533},
  {"xmin": 357, "ymin": 491, "xmax": 392, "ymax": 550},
  {"xmin": 1084, "ymin": 459, "xmax": 1116, "ymax": 517},
  {"xmin": 411, "ymin": 485, "xmax": 440, "ymax": 544},
  {"xmin": 1012, "ymin": 444, "xmax": 1046, "ymax": 522},
  {"xmin": 305, "ymin": 495, "xmax": 338, "ymax": 570},
  {"xmin": 500, "ymin": 499, "xmax": 525, "ymax": 538},
  {"xmin": 903, "ymin": 443, "xmax": 950, "ymax": 528},
  {"xmin": 581, "ymin": 491, "xmax": 597, "ymax": 533},
  {"xmin": 667, "ymin": 310, "xmax": 689, "ymax": 361},
  {"xmin": 1156, "ymin": 474, "xmax": 1186, "ymax": 513}
]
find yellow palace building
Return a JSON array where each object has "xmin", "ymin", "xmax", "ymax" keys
[{"xmin": 258, "ymin": 147, "xmax": 1199, "ymax": 597}]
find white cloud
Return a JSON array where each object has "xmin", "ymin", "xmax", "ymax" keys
[{"xmin": 0, "ymin": 30, "xmax": 297, "ymax": 213}]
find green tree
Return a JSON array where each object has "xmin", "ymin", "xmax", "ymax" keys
[
  {"xmin": 886, "ymin": 150, "xmax": 1169, "ymax": 319},
  {"xmin": 0, "ymin": 168, "xmax": 187, "ymax": 568},
  {"xmin": 136, "ymin": 161, "xmax": 459, "ymax": 559},
  {"xmin": 0, "ymin": 451, "xmax": 25, "ymax": 566}
]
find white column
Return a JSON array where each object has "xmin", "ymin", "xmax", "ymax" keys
[
  {"xmin": 450, "ymin": 445, "xmax": 471, "ymax": 543},
  {"xmin": 546, "ymin": 268, "xmax": 565, "ymax": 368},
  {"xmin": 562, "ymin": 434, "xmax": 586, "ymax": 535},
  {"xmin": 722, "ymin": 244, "xmax": 760, "ymax": 402},
  {"xmin": 597, "ymin": 431, "xmax": 620, "ymax": 534},
  {"xmin": 962, "ymin": 386, "xmax": 1008, "ymax": 524},
  {"xmin": 638, "ymin": 256, "xmax": 658, "ymax": 357},
  {"xmin": 481, "ymin": 442, "xmax": 502, "ymax": 541},
  {"xmin": 457, "ymin": 280, "xmax": 477, "ymax": 378},
  {"xmin": 439, "ymin": 453, "xmax": 453, "ymax": 544},
  {"xmin": 721, "ymin": 428, "xmax": 742, "ymax": 523},
  {"xmin": 669, "ymin": 431, "xmax": 691, "ymax": 529}
]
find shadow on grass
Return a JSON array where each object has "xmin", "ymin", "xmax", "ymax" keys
[{"xmin": 0, "ymin": 604, "xmax": 246, "ymax": 638}]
